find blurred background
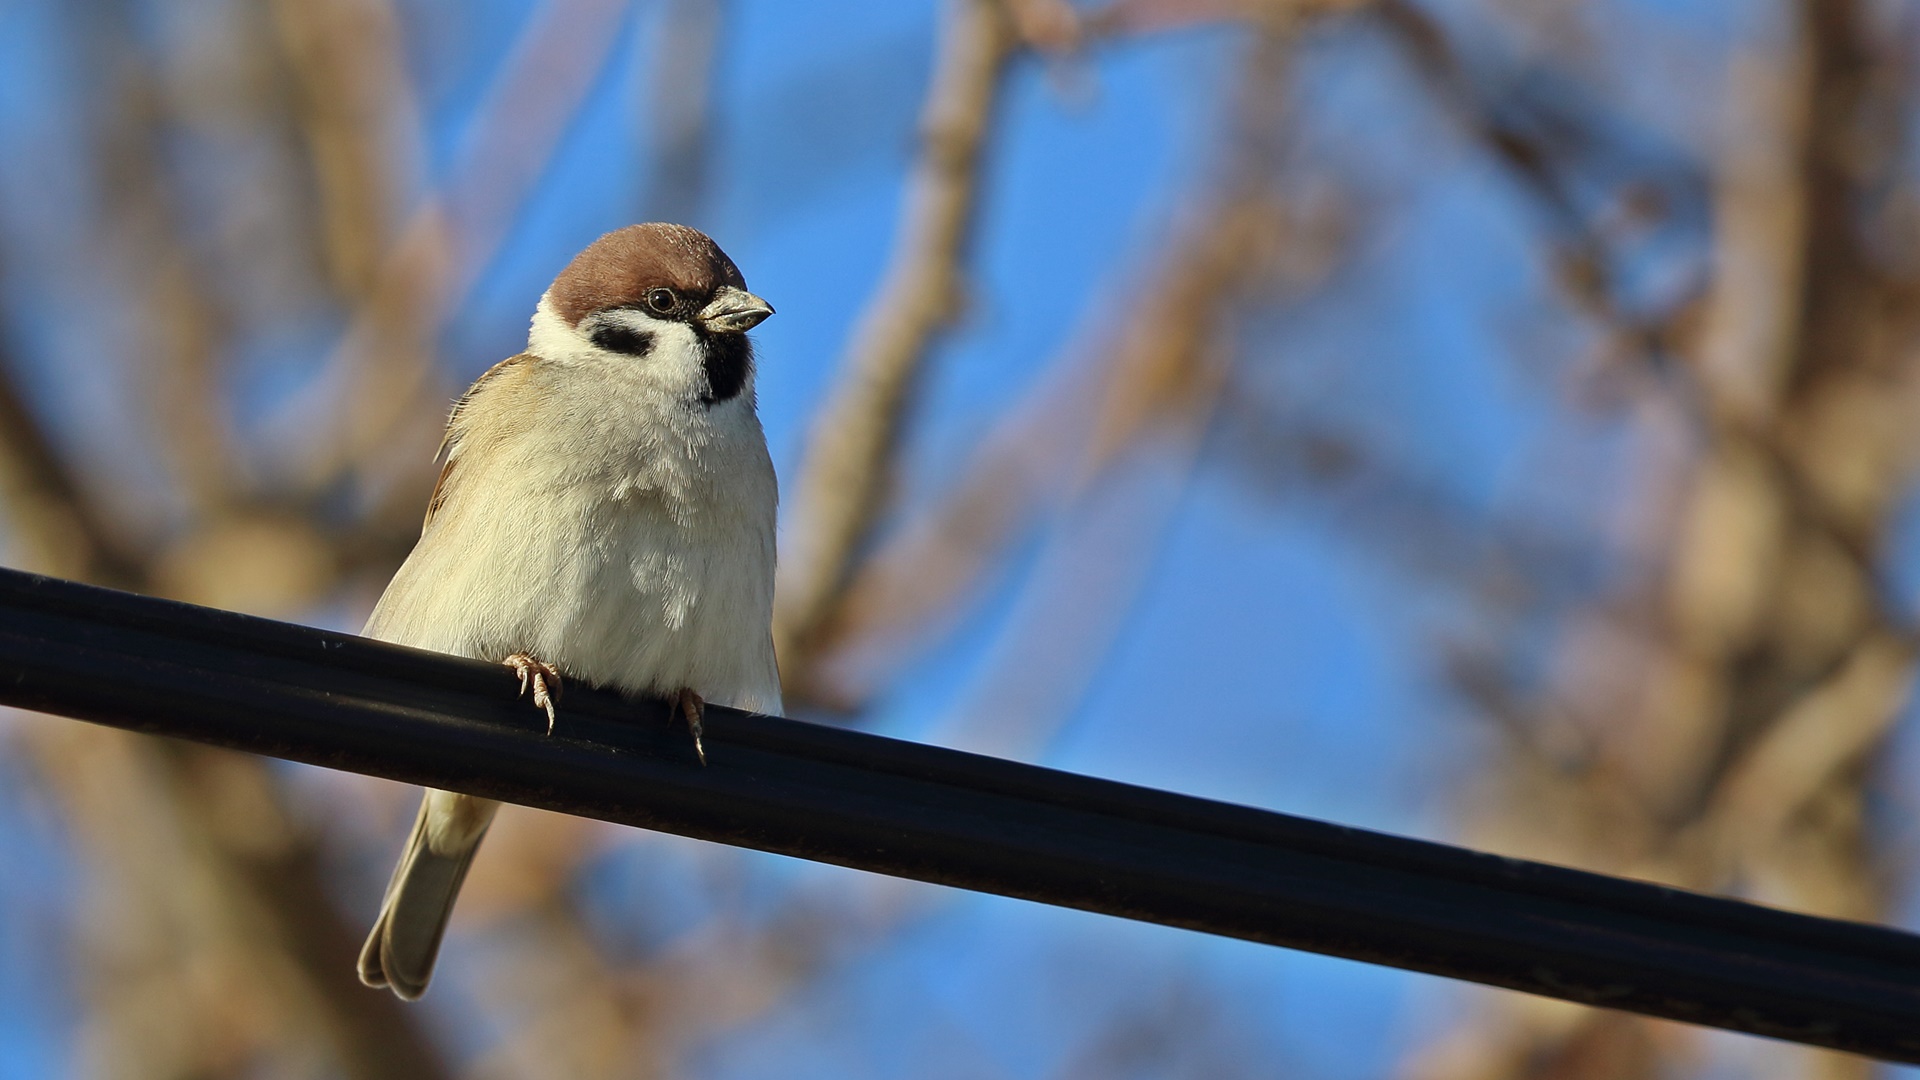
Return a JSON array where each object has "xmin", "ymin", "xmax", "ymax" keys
[{"xmin": 0, "ymin": 0, "xmax": 1917, "ymax": 1076}]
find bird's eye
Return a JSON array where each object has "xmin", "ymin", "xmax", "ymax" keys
[{"xmin": 646, "ymin": 287, "xmax": 678, "ymax": 313}]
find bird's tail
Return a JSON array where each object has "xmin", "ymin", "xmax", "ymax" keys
[{"xmin": 358, "ymin": 789, "xmax": 497, "ymax": 999}]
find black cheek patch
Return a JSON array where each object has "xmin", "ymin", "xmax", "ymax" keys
[
  {"xmin": 697, "ymin": 331, "xmax": 752, "ymax": 406},
  {"xmin": 591, "ymin": 324, "xmax": 656, "ymax": 357}
]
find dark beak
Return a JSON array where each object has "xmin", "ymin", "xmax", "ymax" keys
[{"xmin": 698, "ymin": 286, "xmax": 774, "ymax": 333}]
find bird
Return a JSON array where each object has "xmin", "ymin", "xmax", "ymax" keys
[{"xmin": 356, "ymin": 223, "xmax": 783, "ymax": 1000}]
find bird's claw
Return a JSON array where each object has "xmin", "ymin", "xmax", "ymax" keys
[
  {"xmin": 503, "ymin": 654, "xmax": 562, "ymax": 734},
  {"xmin": 670, "ymin": 688, "xmax": 707, "ymax": 766}
]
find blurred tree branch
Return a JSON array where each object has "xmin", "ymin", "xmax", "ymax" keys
[
  {"xmin": 270, "ymin": 0, "xmax": 416, "ymax": 302},
  {"xmin": 0, "ymin": 359, "xmax": 144, "ymax": 588},
  {"xmin": 0, "ymin": 0, "xmax": 485, "ymax": 1074},
  {"xmin": 776, "ymin": 0, "xmax": 1365, "ymax": 711},
  {"xmin": 785, "ymin": 0, "xmax": 1361, "ymax": 719},
  {"xmin": 1398, "ymin": 1, "xmax": 1920, "ymax": 1077},
  {"xmin": 285, "ymin": 0, "xmax": 638, "ymax": 515},
  {"xmin": 773, "ymin": 0, "xmax": 1019, "ymax": 705},
  {"xmin": 643, "ymin": 0, "xmax": 726, "ymax": 225}
]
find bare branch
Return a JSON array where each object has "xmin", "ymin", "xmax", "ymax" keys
[
  {"xmin": 0, "ymin": 7, "xmax": 452, "ymax": 1061},
  {"xmin": 15, "ymin": 720, "xmax": 453, "ymax": 1080},
  {"xmin": 268, "ymin": 0, "xmax": 416, "ymax": 301},
  {"xmin": 280, "ymin": 0, "xmax": 638, "ymax": 501},
  {"xmin": 1695, "ymin": 630, "xmax": 1915, "ymax": 887},
  {"xmin": 774, "ymin": 0, "xmax": 1019, "ymax": 697},
  {"xmin": 0, "ymin": 361, "xmax": 144, "ymax": 587},
  {"xmin": 642, "ymin": 0, "xmax": 726, "ymax": 224},
  {"xmin": 1082, "ymin": 0, "xmax": 1359, "ymax": 39},
  {"xmin": 84, "ymin": 3, "xmax": 240, "ymax": 521},
  {"xmin": 795, "ymin": 1, "xmax": 1336, "ymax": 711},
  {"xmin": 1404, "ymin": 1, "xmax": 1920, "ymax": 1075}
]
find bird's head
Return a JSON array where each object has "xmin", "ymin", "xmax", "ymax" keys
[{"xmin": 530, "ymin": 223, "xmax": 774, "ymax": 406}]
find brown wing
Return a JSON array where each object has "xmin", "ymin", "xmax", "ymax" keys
[{"xmin": 422, "ymin": 354, "xmax": 535, "ymax": 532}]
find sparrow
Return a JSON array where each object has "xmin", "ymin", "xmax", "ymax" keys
[{"xmin": 356, "ymin": 223, "xmax": 782, "ymax": 1000}]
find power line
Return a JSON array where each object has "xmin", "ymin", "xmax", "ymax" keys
[{"xmin": 0, "ymin": 566, "xmax": 1915, "ymax": 1062}]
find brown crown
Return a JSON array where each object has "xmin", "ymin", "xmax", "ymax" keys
[{"xmin": 547, "ymin": 224, "xmax": 747, "ymax": 325}]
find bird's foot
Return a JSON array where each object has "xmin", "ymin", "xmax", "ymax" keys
[
  {"xmin": 503, "ymin": 654, "xmax": 563, "ymax": 734},
  {"xmin": 669, "ymin": 688, "xmax": 707, "ymax": 766}
]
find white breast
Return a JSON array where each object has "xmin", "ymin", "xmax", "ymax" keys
[{"xmin": 364, "ymin": 356, "xmax": 783, "ymax": 716}]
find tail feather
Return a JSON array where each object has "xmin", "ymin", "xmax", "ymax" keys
[{"xmin": 359, "ymin": 792, "xmax": 494, "ymax": 999}]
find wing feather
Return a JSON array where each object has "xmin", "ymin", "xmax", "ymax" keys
[{"xmin": 423, "ymin": 354, "xmax": 536, "ymax": 531}]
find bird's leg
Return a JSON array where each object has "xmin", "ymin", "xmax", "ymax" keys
[
  {"xmin": 669, "ymin": 688, "xmax": 707, "ymax": 766},
  {"xmin": 502, "ymin": 654, "xmax": 563, "ymax": 734}
]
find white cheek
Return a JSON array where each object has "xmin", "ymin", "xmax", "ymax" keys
[
  {"xmin": 598, "ymin": 309, "xmax": 705, "ymax": 384},
  {"xmin": 528, "ymin": 294, "xmax": 587, "ymax": 360},
  {"xmin": 528, "ymin": 296, "xmax": 711, "ymax": 398}
]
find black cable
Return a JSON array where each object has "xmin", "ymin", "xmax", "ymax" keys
[{"xmin": 0, "ymin": 566, "xmax": 1915, "ymax": 1062}]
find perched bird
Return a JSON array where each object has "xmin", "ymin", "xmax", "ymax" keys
[{"xmin": 357, "ymin": 224, "xmax": 782, "ymax": 1000}]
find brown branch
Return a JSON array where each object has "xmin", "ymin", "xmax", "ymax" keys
[
  {"xmin": 642, "ymin": 0, "xmax": 726, "ymax": 224},
  {"xmin": 154, "ymin": 742, "xmax": 457, "ymax": 1080},
  {"xmin": 1081, "ymin": 0, "xmax": 1366, "ymax": 40},
  {"xmin": 454, "ymin": 809, "xmax": 944, "ymax": 1079},
  {"xmin": 799, "ymin": 366, "xmax": 1080, "ymax": 708},
  {"xmin": 0, "ymin": 311, "xmax": 446, "ymax": 1080},
  {"xmin": 268, "ymin": 0, "xmax": 414, "ymax": 301},
  {"xmin": 0, "ymin": 9, "xmax": 451, "ymax": 1066},
  {"xmin": 1377, "ymin": 0, "xmax": 1920, "ymax": 648},
  {"xmin": 85, "ymin": 6, "xmax": 239, "ymax": 521},
  {"xmin": 773, "ymin": 0, "xmax": 1019, "ymax": 699},
  {"xmin": 1402, "ymin": 1, "xmax": 1920, "ymax": 1076},
  {"xmin": 1693, "ymin": 630, "xmax": 1915, "ymax": 888},
  {"xmin": 0, "ymin": 386, "xmax": 447, "ymax": 1077},
  {"xmin": 0, "ymin": 361, "xmax": 144, "ymax": 587},
  {"xmin": 775, "ymin": 0, "xmax": 1346, "ymax": 707},
  {"xmin": 794, "ymin": 0, "xmax": 1335, "ymax": 711},
  {"xmin": 281, "ymin": 0, "xmax": 638, "ymax": 501},
  {"xmin": 15, "ymin": 719, "xmax": 453, "ymax": 1080}
]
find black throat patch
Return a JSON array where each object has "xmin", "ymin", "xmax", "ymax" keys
[{"xmin": 696, "ymin": 328, "xmax": 752, "ymax": 406}]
